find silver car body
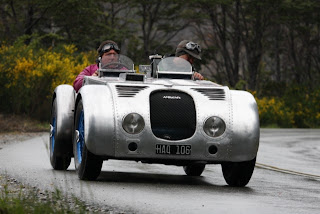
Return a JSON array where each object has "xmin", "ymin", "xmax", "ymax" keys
[{"xmin": 53, "ymin": 57, "xmax": 259, "ymax": 164}]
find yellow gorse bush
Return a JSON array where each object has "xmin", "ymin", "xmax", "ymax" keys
[
  {"xmin": 255, "ymin": 96, "xmax": 295, "ymax": 127},
  {"xmin": 0, "ymin": 42, "xmax": 95, "ymax": 118},
  {"xmin": 3, "ymin": 44, "xmax": 92, "ymax": 92},
  {"xmin": 252, "ymin": 89, "xmax": 320, "ymax": 128}
]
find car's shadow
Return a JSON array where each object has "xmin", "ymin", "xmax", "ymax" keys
[
  {"xmin": 53, "ymin": 167, "xmax": 255, "ymax": 193},
  {"xmin": 50, "ymin": 168, "xmax": 255, "ymax": 194},
  {"xmin": 98, "ymin": 170, "xmax": 208, "ymax": 185},
  {"xmin": 93, "ymin": 170, "xmax": 254, "ymax": 193}
]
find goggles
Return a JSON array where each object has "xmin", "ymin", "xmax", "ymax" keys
[
  {"xmin": 101, "ymin": 43, "xmax": 120, "ymax": 54},
  {"xmin": 185, "ymin": 42, "xmax": 201, "ymax": 53}
]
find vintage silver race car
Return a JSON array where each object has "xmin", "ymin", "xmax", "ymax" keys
[{"xmin": 49, "ymin": 55, "xmax": 259, "ymax": 187}]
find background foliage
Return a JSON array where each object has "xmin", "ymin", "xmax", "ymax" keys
[
  {"xmin": 0, "ymin": 37, "xmax": 95, "ymax": 120},
  {"xmin": 0, "ymin": 0, "xmax": 319, "ymax": 127}
]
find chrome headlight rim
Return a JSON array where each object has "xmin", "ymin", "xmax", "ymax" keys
[
  {"xmin": 203, "ymin": 116, "xmax": 226, "ymax": 138},
  {"xmin": 122, "ymin": 113, "xmax": 145, "ymax": 134}
]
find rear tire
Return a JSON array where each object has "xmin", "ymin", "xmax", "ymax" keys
[
  {"xmin": 221, "ymin": 158, "xmax": 256, "ymax": 187},
  {"xmin": 183, "ymin": 163, "xmax": 206, "ymax": 176},
  {"xmin": 73, "ymin": 99, "xmax": 103, "ymax": 180},
  {"xmin": 49, "ymin": 98, "xmax": 71, "ymax": 170}
]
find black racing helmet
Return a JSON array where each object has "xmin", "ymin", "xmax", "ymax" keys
[{"xmin": 97, "ymin": 40, "xmax": 120, "ymax": 56}]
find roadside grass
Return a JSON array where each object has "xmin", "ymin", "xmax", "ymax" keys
[
  {"xmin": 0, "ymin": 177, "xmax": 87, "ymax": 214},
  {"xmin": 260, "ymin": 123, "xmax": 281, "ymax": 128},
  {"xmin": 0, "ymin": 114, "xmax": 48, "ymax": 133},
  {"xmin": 0, "ymin": 114, "xmax": 93, "ymax": 214}
]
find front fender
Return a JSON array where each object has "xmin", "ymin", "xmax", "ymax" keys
[
  {"xmin": 77, "ymin": 85, "xmax": 115, "ymax": 156},
  {"xmin": 229, "ymin": 90, "xmax": 260, "ymax": 161},
  {"xmin": 53, "ymin": 84, "xmax": 75, "ymax": 156}
]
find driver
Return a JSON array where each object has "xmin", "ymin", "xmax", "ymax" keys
[
  {"xmin": 73, "ymin": 40, "xmax": 120, "ymax": 92},
  {"xmin": 175, "ymin": 40, "xmax": 204, "ymax": 80}
]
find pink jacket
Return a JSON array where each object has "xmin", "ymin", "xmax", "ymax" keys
[{"xmin": 73, "ymin": 64, "xmax": 98, "ymax": 92}]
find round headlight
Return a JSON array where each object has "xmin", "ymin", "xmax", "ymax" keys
[
  {"xmin": 203, "ymin": 116, "xmax": 226, "ymax": 137},
  {"xmin": 122, "ymin": 113, "xmax": 145, "ymax": 134}
]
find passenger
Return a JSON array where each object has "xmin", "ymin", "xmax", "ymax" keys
[
  {"xmin": 73, "ymin": 40, "xmax": 120, "ymax": 92},
  {"xmin": 175, "ymin": 40, "xmax": 204, "ymax": 80}
]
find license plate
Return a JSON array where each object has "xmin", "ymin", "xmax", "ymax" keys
[{"xmin": 155, "ymin": 144, "xmax": 191, "ymax": 155}]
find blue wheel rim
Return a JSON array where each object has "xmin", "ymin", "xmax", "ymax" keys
[
  {"xmin": 77, "ymin": 110, "xmax": 84, "ymax": 164},
  {"xmin": 50, "ymin": 117, "xmax": 56, "ymax": 156}
]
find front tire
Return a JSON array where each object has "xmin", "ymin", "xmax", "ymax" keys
[
  {"xmin": 49, "ymin": 98, "xmax": 71, "ymax": 170},
  {"xmin": 221, "ymin": 158, "xmax": 256, "ymax": 187},
  {"xmin": 73, "ymin": 99, "xmax": 103, "ymax": 180},
  {"xmin": 183, "ymin": 163, "xmax": 206, "ymax": 176}
]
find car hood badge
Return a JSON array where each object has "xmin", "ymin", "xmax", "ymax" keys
[{"xmin": 163, "ymin": 96, "xmax": 181, "ymax": 100}]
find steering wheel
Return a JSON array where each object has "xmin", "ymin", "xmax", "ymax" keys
[{"xmin": 102, "ymin": 62, "xmax": 130, "ymax": 70}]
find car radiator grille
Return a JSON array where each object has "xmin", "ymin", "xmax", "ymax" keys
[{"xmin": 150, "ymin": 90, "xmax": 196, "ymax": 140}]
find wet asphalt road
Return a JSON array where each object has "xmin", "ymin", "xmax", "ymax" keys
[{"xmin": 0, "ymin": 129, "xmax": 319, "ymax": 214}]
